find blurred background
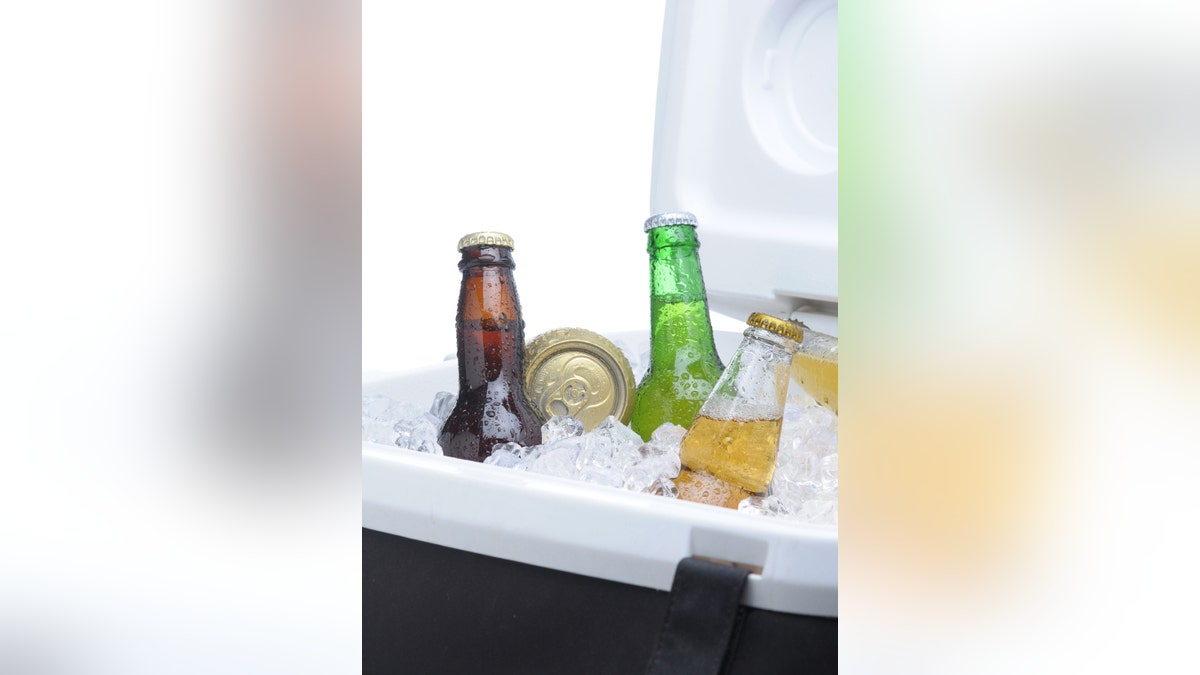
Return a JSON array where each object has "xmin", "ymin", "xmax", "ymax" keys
[
  {"xmin": 0, "ymin": 1, "xmax": 362, "ymax": 673},
  {"xmin": 1, "ymin": 0, "xmax": 1198, "ymax": 673},
  {"xmin": 842, "ymin": 1, "xmax": 1200, "ymax": 673}
]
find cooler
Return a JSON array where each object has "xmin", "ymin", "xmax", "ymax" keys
[{"xmin": 363, "ymin": 0, "xmax": 838, "ymax": 672}]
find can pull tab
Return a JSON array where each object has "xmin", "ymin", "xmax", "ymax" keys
[{"xmin": 644, "ymin": 557, "xmax": 751, "ymax": 675}]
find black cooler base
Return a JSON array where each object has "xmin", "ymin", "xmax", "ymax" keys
[{"xmin": 363, "ymin": 528, "xmax": 836, "ymax": 674}]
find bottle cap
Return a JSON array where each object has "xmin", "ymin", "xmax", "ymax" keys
[
  {"xmin": 524, "ymin": 328, "xmax": 637, "ymax": 430},
  {"xmin": 643, "ymin": 212, "xmax": 698, "ymax": 232},
  {"xmin": 746, "ymin": 312, "xmax": 805, "ymax": 343},
  {"xmin": 457, "ymin": 231, "xmax": 515, "ymax": 251}
]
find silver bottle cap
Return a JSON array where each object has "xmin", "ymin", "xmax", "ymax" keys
[{"xmin": 643, "ymin": 211, "xmax": 698, "ymax": 232}]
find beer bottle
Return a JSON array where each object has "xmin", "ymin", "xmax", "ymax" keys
[
  {"xmin": 676, "ymin": 313, "xmax": 803, "ymax": 509},
  {"xmin": 791, "ymin": 325, "xmax": 839, "ymax": 414},
  {"xmin": 439, "ymin": 232, "xmax": 543, "ymax": 461},
  {"xmin": 629, "ymin": 212, "xmax": 725, "ymax": 440}
]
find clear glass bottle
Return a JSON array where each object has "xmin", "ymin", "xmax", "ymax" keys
[
  {"xmin": 790, "ymin": 324, "xmax": 838, "ymax": 414},
  {"xmin": 675, "ymin": 313, "xmax": 804, "ymax": 509}
]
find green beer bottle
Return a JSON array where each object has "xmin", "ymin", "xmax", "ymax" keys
[{"xmin": 629, "ymin": 212, "xmax": 725, "ymax": 440}]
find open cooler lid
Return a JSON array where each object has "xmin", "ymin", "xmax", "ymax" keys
[{"xmin": 649, "ymin": 0, "xmax": 837, "ymax": 332}]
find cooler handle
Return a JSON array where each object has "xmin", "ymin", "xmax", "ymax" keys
[{"xmin": 644, "ymin": 556, "xmax": 751, "ymax": 675}]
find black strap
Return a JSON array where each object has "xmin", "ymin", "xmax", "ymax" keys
[{"xmin": 645, "ymin": 557, "xmax": 751, "ymax": 675}]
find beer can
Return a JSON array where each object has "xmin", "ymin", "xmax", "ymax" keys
[{"xmin": 523, "ymin": 328, "xmax": 636, "ymax": 430}]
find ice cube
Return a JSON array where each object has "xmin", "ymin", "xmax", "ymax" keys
[
  {"xmin": 362, "ymin": 420, "xmax": 399, "ymax": 446},
  {"xmin": 429, "ymin": 391, "xmax": 457, "ymax": 422},
  {"xmin": 541, "ymin": 415, "xmax": 585, "ymax": 444},
  {"xmin": 819, "ymin": 453, "xmax": 838, "ymax": 493},
  {"xmin": 738, "ymin": 495, "xmax": 794, "ymax": 518},
  {"xmin": 361, "ymin": 394, "xmax": 424, "ymax": 445},
  {"xmin": 580, "ymin": 465, "xmax": 624, "ymax": 488},
  {"xmin": 527, "ymin": 438, "xmax": 582, "ymax": 478},
  {"xmin": 764, "ymin": 400, "xmax": 838, "ymax": 524},
  {"xmin": 793, "ymin": 498, "xmax": 837, "ymax": 525},
  {"xmin": 490, "ymin": 441, "xmax": 525, "ymax": 457},
  {"xmin": 641, "ymin": 423, "xmax": 685, "ymax": 474},
  {"xmin": 638, "ymin": 453, "xmax": 681, "ymax": 481},
  {"xmin": 611, "ymin": 443, "xmax": 643, "ymax": 471},
  {"xmin": 591, "ymin": 416, "xmax": 644, "ymax": 449},
  {"xmin": 650, "ymin": 423, "xmax": 687, "ymax": 448},
  {"xmin": 394, "ymin": 413, "xmax": 442, "ymax": 455},
  {"xmin": 649, "ymin": 477, "xmax": 678, "ymax": 498},
  {"xmin": 575, "ymin": 442, "xmax": 612, "ymax": 472},
  {"xmin": 483, "ymin": 444, "xmax": 527, "ymax": 470},
  {"xmin": 775, "ymin": 450, "xmax": 822, "ymax": 490},
  {"xmin": 622, "ymin": 462, "xmax": 660, "ymax": 492}
]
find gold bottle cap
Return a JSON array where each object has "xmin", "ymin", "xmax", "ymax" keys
[
  {"xmin": 746, "ymin": 312, "xmax": 805, "ymax": 343},
  {"xmin": 524, "ymin": 328, "xmax": 636, "ymax": 430},
  {"xmin": 457, "ymin": 231, "xmax": 515, "ymax": 251}
]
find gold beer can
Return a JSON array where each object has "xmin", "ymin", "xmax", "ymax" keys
[{"xmin": 523, "ymin": 328, "xmax": 636, "ymax": 430}]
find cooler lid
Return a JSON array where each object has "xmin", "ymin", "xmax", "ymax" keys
[{"xmin": 649, "ymin": 0, "xmax": 838, "ymax": 322}]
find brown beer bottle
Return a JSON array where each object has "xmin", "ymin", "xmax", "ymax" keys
[{"xmin": 439, "ymin": 232, "xmax": 543, "ymax": 461}]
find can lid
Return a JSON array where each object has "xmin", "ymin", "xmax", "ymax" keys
[
  {"xmin": 746, "ymin": 312, "xmax": 805, "ymax": 343},
  {"xmin": 524, "ymin": 328, "xmax": 637, "ymax": 430},
  {"xmin": 643, "ymin": 211, "xmax": 698, "ymax": 232},
  {"xmin": 457, "ymin": 231, "xmax": 515, "ymax": 251}
]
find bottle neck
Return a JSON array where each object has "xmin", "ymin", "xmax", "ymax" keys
[
  {"xmin": 647, "ymin": 225, "xmax": 705, "ymax": 301},
  {"xmin": 712, "ymin": 327, "xmax": 798, "ymax": 416},
  {"xmin": 646, "ymin": 225, "xmax": 719, "ymax": 367},
  {"xmin": 456, "ymin": 247, "xmax": 526, "ymax": 389}
]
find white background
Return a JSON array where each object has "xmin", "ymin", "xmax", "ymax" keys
[{"xmin": 362, "ymin": 0, "xmax": 745, "ymax": 374}]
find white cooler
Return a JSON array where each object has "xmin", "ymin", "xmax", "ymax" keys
[{"xmin": 363, "ymin": 1, "xmax": 838, "ymax": 672}]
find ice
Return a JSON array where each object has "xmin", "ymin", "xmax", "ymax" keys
[
  {"xmin": 641, "ymin": 423, "xmax": 685, "ymax": 475},
  {"xmin": 541, "ymin": 415, "xmax": 585, "ymax": 444},
  {"xmin": 364, "ymin": 389, "xmax": 685, "ymax": 500},
  {"xmin": 580, "ymin": 465, "xmax": 625, "ymax": 488},
  {"xmin": 486, "ymin": 416, "xmax": 684, "ymax": 499},
  {"xmin": 526, "ymin": 437, "xmax": 583, "ymax": 479},
  {"xmin": 648, "ymin": 477, "xmax": 679, "ymax": 498},
  {"xmin": 429, "ymin": 391, "xmax": 457, "ymax": 422},
  {"xmin": 796, "ymin": 498, "xmax": 837, "ymax": 525},
  {"xmin": 576, "ymin": 416, "xmax": 645, "ymax": 475},
  {"xmin": 591, "ymin": 415, "xmax": 645, "ymax": 449},
  {"xmin": 394, "ymin": 412, "xmax": 443, "ymax": 455},
  {"xmin": 738, "ymin": 495, "xmax": 794, "ymax": 518},
  {"xmin": 483, "ymin": 443, "xmax": 526, "ymax": 470},
  {"xmin": 737, "ymin": 399, "xmax": 838, "ymax": 526},
  {"xmin": 650, "ymin": 422, "xmax": 687, "ymax": 448},
  {"xmin": 361, "ymin": 394, "xmax": 424, "ymax": 445},
  {"xmin": 818, "ymin": 453, "xmax": 838, "ymax": 493}
]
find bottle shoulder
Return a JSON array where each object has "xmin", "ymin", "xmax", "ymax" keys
[{"xmin": 638, "ymin": 357, "xmax": 724, "ymax": 385}]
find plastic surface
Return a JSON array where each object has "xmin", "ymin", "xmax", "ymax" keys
[
  {"xmin": 650, "ymin": 0, "xmax": 838, "ymax": 321},
  {"xmin": 362, "ymin": 330, "xmax": 838, "ymax": 618}
]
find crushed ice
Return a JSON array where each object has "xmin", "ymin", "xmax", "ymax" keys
[
  {"xmin": 742, "ymin": 386, "xmax": 839, "ymax": 526},
  {"xmin": 362, "ymin": 384, "xmax": 837, "ymax": 526}
]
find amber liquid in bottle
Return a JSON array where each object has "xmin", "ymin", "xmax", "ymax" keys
[
  {"xmin": 438, "ymin": 242, "xmax": 542, "ymax": 462},
  {"xmin": 675, "ymin": 319, "xmax": 800, "ymax": 509},
  {"xmin": 679, "ymin": 416, "xmax": 784, "ymax": 494}
]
